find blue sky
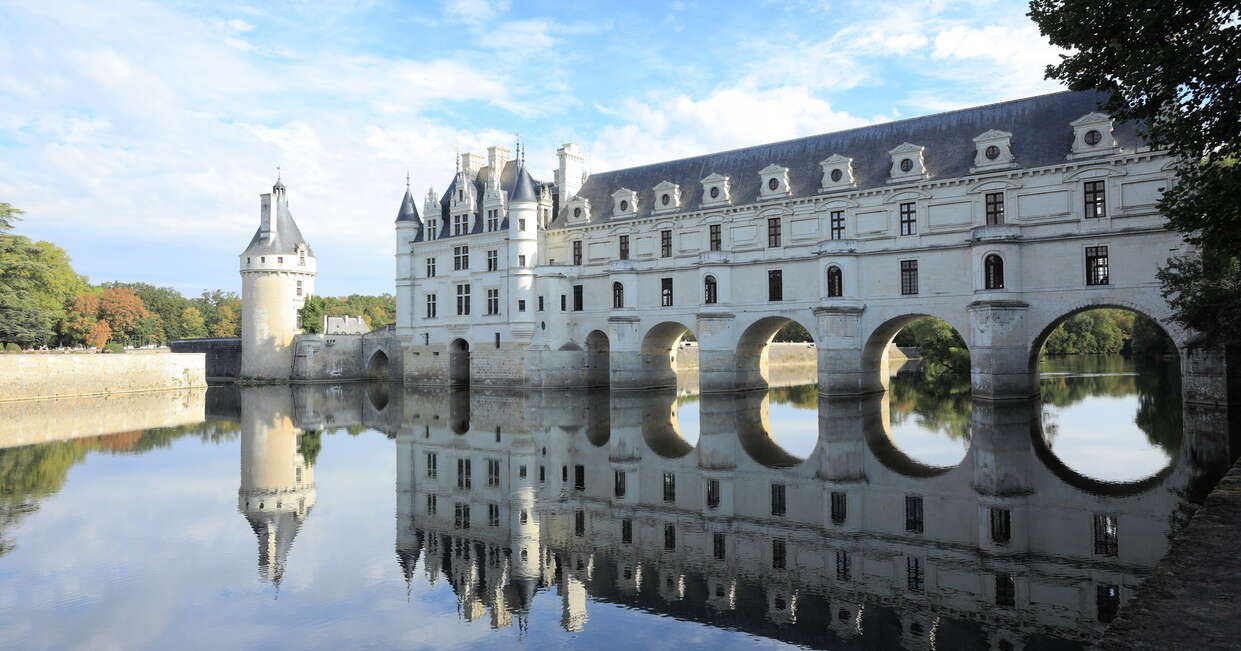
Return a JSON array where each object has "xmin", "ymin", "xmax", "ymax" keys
[{"xmin": 0, "ymin": 0, "xmax": 1064, "ymax": 297}]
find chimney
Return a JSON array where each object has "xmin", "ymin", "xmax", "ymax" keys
[
  {"xmin": 487, "ymin": 146, "xmax": 510, "ymax": 173},
  {"xmin": 557, "ymin": 143, "xmax": 586, "ymax": 202},
  {"xmin": 259, "ymin": 193, "xmax": 276, "ymax": 239},
  {"xmin": 461, "ymin": 153, "xmax": 486, "ymax": 177}
]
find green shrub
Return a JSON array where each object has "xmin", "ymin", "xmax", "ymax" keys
[
  {"xmin": 4, "ymin": 343, "xmax": 21, "ymax": 352},
  {"xmin": 103, "ymin": 342, "xmax": 125, "ymax": 354}
]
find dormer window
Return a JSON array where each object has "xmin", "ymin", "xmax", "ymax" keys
[
  {"xmin": 819, "ymin": 154, "xmax": 855, "ymax": 192},
  {"xmin": 620, "ymin": 200, "xmax": 630, "ymax": 211},
  {"xmin": 653, "ymin": 181, "xmax": 680, "ymax": 214},
  {"xmin": 611, "ymin": 188, "xmax": 638, "ymax": 218},
  {"xmin": 701, "ymin": 173, "xmax": 731, "ymax": 206},
  {"xmin": 759, "ymin": 164, "xmax": 790, "ymax": 198},
  {"xmin": 565, "ymin": 198, "xmax": 591, "ymax": 224},
  {"xmin": 972, "ymin": 130, "xmax": 1015, "ymax": 172},
  {"xmin": 573, "ymin": 207, "xmax": 582, "ymax": 219},
  {"xmin": 888, "ymin": 143, "xmax": 928, "ymax": 183},
  {"xmin": 1069, "ymin": 112, "xmax": 1118, "ymax": 159}
]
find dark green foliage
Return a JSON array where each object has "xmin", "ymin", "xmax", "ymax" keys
[
  {"xmin": 768, "ymin": 383, "xmax": 818, "ymax": 408},
  {"xmin": 1041, "ymin": 309, "xmax": 1174, "ymax": 357},
  {"xmin": 889, "ymin": 366, "xmax": 973, "ymax": 441},
  {"xmin": 894, "ymin": 318, "xmax": 970, "ymax": 375},
  {"xmin": 298, "ymin": 295, "xmax": 326, "ymax": 334},
  {"xmin": 299, "ymin": 294, "xmax": 396, "ymax": 334},
  {"xmin": 0, "ymin": 306, "xmax": 51, "ymax": 348},
  {"xmin": 102, "ymin": 341, "xmax": 125, "ymax": 354},
  {"xmin": 297, "ymin": 430, "xmax": 322, "ymax": 466},
  {"xmin": 773, "ymin": 321, "xmax": 812, "ymax": 342},
  {"xmin": 1028, "ymin": 0, "xmax": 1241, "ymax": 344},
  {"xmin": 0, "ymin": 203, "xmax": 22, "ymax": 231},
  {"xmin": 4, "ymin": 342, "xmax": 21, "ymax": 352}
]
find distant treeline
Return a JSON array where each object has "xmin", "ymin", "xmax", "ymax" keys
[{"xmin": 297, "ymin": 294, "xmax": 397, "ymax": 334}]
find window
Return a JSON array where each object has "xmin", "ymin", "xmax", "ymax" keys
[
  {"xmin": 767, "ymin": 217, "xmax": 781, "ymax": 247},
  {"xmin": 709, "ymin": 224, "xmax": 721, "ymax": 251},
  {"xmin": 768, "ymin": 177, "xmax": 780, "ymax": 191},
  {"xmin": 486, "ymin": 288, "xmax": 499, "ymax": 315},
  {"xmin": 830, "ymin": 491, "xmax": 846, "ymax": 524},
  {"xmin": 664, "ymin": 524, "xmax": 676, "ymax": 550},
  {"xmin": 296, "ymin": 280, "xmax": 302, "ymax": 297},
  {"xmin": 614, "ymin": 470, "xmax": 627, "ymax": 498},
  {"xmin": 572, "ymin": 285, "xmax": 583, "ymax": 311},
  {"xmin": 612, "ymin": 282, "xmax": 624, "ymax": 309},
  {"xmin": 453, "ymin": 245, "xmax": 469, "ymax": 270},
  {"xmin": 537, "ymin": 296, "xmax": 544, "ymax": 311},
  {"xmin": 830, "ymin": 210, "xmax": 845, "ymax": 240},
  {"xmin": 899, "ymin": 158, "xmax": 914, "ymax": 173},
  {"xmin": 706, "ymin": 478, "xmax": 720, "ymax": 509},
  {"xmin": 827, "ymin": 266, "xmax": 843, "ymax": 298},
  {"xmin": 520, "ymin": 510, "xmax": 528, "ymax": 524},
  {"xmin": 487, "ymin": 458, "xmax": 500, "ymax": 487},
  {"xmin": 905, "ymin": 495, "xmax": 924, "ymax": 533},
  {"xmin": 985, "ymin": 192, "xmax": 1005, "ymax": 224},
  {"xmin": 574, "ymin": 464, "xmax": 585, "ymax": 491},
  {"xmin": 768, "ymin": 270, "xmax": 783, "ymax": 301},
  {"xmin": 454, "ymin": 503, "xmax": 470, "ymax": 529},
  {"xmin": 984, "ymin": 254, "xmax": 1005, "ymax": 290},
  {"xmin": 518, "ymin": 300, "xmax": 526, "ymax": 312},
  {"xmin": 661, "ymin": 278, "xmax": 674, "ymax": 307},
  {"xmin": 836, "ymin": 551, "xmax": 850, "ymax": 581},
  {"xmin": 996, "ymin": 573, "xmax": 1015, "ymax": 607},
  {"xmin": 519, "ymin": 465, "xmax": 527, "ymax": 479},
  {"xmin": 425, "ymin": 452, "xmax": 438, "ymax": 478},
  {"xmin": 907, "ymin": 556, "xmax": 924, "ymax": 592},
  {"xmin": 1086, "ymin": 246, "xmax": 1110, "ymax": 286},
  {"xmin": 900, "ymin": 260, "xmax": 919, "ymax": 295},
  {"xmin": 427, "ymin": 220, "xmax": 437, "ymax": 240},
  {"xmin": 456, "ymin": 458, "xmax": 471, "ymax": 489},
  {"xmin": 560, "ymin": 294, "xmax": 566, "ymax": 311},
  {"xmin": 771, "ymin": 483, "xmax": 786, "ymax": 516},
  {"xmin": 561, "ymin": 465, "xmax": 568, "ymax": 482},
  {"xmin": 426, "ymin": 494, "xmax": 437, "ymax": 515},
  {"xmin": 425, "ymin": 257, "xmax": 436, "ymax": 277},
  {"xmin": 456, "ymin": 284, "xmax": 471, "ymax": 315},
  {"xmin": 619, "ymin": 235, "xmax": 629, "ymax": 260},
  {"xmin": 621, "ymin": 519, "xmax": 633, "ymax": 544},
  {"xmin": 990, "ymin": 507, "xmax": 1012, "ymax": 544},
  {"xmin": 713, "ymin": 533, "xmax": 726, "ymax": 560},
  {"xmin": 1097, "ymin": 584, "xmax": 1120, "ymax": 623},
  {"xmin": 538, "ymin": 466, "xmax": 545, "ymax": 482},
  {"xmin": 772, "ymin": 539, "xmax": 786, "ymax": 569},
  {"xmin": 1084, "ymin": 180, "xmax": 1106, "ymax": 218},
  {"xmin": 1085, "ymin": 129, "xmax": 1103, "ymax": 146},
  {"xmin": 278, "ymin": 256, "xmax": 283, "ymax": 264},
  {"xmin": 488, "ymin": 503, "xmax": 500, "ymax": 527},
  {"xmin": 703, "ymin": 275, "xmax": 718, "ymax": 305},
  {"xmin": 486, "ymin": 209, "xmax": 498, "ymax": 231},
  {"xmin": 425, "ymin": 294, "xmax": 437, "ymax": 318},
  {"xmin": 662, "ymin": 472, "xmax": 676, "ymax": 503},
  {"xmin": 572, "ymin": 240, "xmax": 582, "ymax": 265},
  {"xmin": 575, "ymin": 510, "xmax": 585, "ymax": 537},
  {"xmin": 660, "ymin": 230, "xmax": 672, "ymax": 257},
  {"xmin": 518, "ymin": 254, "xmax": 526, "ymax": 267},
  {"xmin": 453, "ymin": 213, "xmax": 469, "ymax": 236},
  {"xmin": 899, "ymin": 202, "xmax": 917, "ymax": 235},
  {"xmin": 518, "ymin": 218, "xmax": 526, "ymax": 231},
  {"xmin": 1093, "ymin": 513, "xmax": 1118, "ymax": 556},
  {"xmin": 486, "ymin": 249, "xmax": 498, "ymax": 271}
]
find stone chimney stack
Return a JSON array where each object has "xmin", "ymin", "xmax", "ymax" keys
[
  {"xmin": 487, "ymin": 146, "xmax": 510, "ymax": 173},
  {"xmin": 557, "ymin": 143, "xmax": 586, "ymax": 202}
]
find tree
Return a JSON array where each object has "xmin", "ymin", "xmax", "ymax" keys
[
  {"xmin": 209, "ymin": 304, "xmax": 239, "ymax": 337},
  {"xmin": 0, "ymin": 203, "xmax": 22, "ymax": 232},
  {"xmin": 97, "ymin": 288, "xmax": 150, "ymax": 344},
  {"xmin": 1028, "ymin": 0, "xmax": 1241, "ymax": 344},
  {"xmin": 0, "ymin": 234, "xmax": 88, "ymax": 345},
  {"xmin": 85, "ymin": 320, "xmax": 111, "ymax": 348},
  {"xmin": 180, "ymin": 306, "xmax": 207, "ymax": 338},
  {"xmin": 298, "ymin": 295, "xmax": 326, "ymax": 334},
  {"xmin": 102, "ymin": 282, "xmax": 191, "ymax": 342}
]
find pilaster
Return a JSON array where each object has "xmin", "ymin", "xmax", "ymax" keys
[{"xmin": 968, "ymin": 300, "xmax": 1033, "ymax": 400}]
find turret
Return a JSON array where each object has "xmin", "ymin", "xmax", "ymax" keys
[
  {"xmin": 240, "ymin": 176, "xmax": 317, "ymax": 380},
  {"xmin": 508, "ymin": 157, "xmax": 540, "ymax": 319},
  {"xmin": 395, "ymin": 177, "xmax": 421, "ymax": 335}
]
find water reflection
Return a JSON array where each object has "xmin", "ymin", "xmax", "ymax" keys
[{"xmin": 0, "ymin": 356, "xmax": 1226, "ymax": 650}]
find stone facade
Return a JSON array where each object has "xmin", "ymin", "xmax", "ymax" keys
[{"xmin": 392, "ymin": 91, "xmax": 1212, "ymax": 397}]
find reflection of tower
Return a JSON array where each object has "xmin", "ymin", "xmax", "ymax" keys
[
  {"xmin": 240, "ymin": 176, "xmax": 316, "ymax": 380},
  {"xmin": 238, "ymin": 386, "xmax": 317, "ymax": 589}
]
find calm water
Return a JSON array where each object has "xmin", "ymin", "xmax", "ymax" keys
[{"xmin": 0, "ymin": 356, "xmax": 1224, "ymax": 650}]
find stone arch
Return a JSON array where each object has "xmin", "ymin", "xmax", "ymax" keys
[
  {"xmin": 638, "ymin": 320, "xmax": 698, "ymax": 390},
  {"xmin": 366, "ymin": 381, "xmax": 389, "ymax": 412},
  {"xmin": 1030, "ymin": 406, "xmax": 1174, "ymax": 496},
  {"xmin": 1025, "ymin": 298, "xmax": 1184, "ymax": 378},
  {"xmin": 734, "ymin": 314, "xmax": 819, "ymax": 391},
  {"xmin": 641, "ymin": 393, "xmax": 696, "ymax": 458},
  {"xmin": 736, "ymin": 392, "xmax": 806, "ymax": 469},
  {"xmin": 448, "ymin": 338, "xmax": 470, "ymax": 388},
  {"xmin": 585, "ymin": 330, "xmax": 610, "ymax": 387},
  {"xmin": 366, "ymin": 349, "xmax": 390, "ymax": 380},
  {"xmin": 860, "ymin": 310, "xmax": 971, "ymax": 394}
]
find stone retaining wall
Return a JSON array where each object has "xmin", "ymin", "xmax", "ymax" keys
[
  {"xmin": 0, "ymin": 388, "xmax": 207, "ymax": 448},
  {"xmin": 170, "ymin": 338, "xmax": 241, "ymax": 380},
  {"xmin": 0, "ymin": 353, "xmax": 207, "ymax": 402}
]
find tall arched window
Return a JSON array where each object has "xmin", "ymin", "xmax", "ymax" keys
[
  {"xmin": 704, "ymin": 275, "xmax": 718, "ymax": 305},
  {"xmin": 827, "ymin": 266, "xmax": 843, "ymax": 298},
  {"xmin": 984, "ymin": 254, "xmax": 1005, "ymax": 290},
  {"xmin": 612, "ymin": 282, "xmax": 624, "ymax": 309}
]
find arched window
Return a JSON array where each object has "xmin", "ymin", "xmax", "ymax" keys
[
  {"xmin": 827, "ymin": 266, "xmax": 843, "ymax": 298},
  {"xmin": 612, "ymin": 282, "xmax": 624, "ymax": 309},
  {"xmin": 704, "ymin": 275, "xmax": 718, "ymax": 305},
  {"xmin": 984, "ymin": 254, "xmax": 1005, "ymax": 290}
]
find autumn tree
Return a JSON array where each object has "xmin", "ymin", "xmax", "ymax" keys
[
  {"xmin": 97, "ymin": 288, "xmax": 151, "ymax": 344},
  {"xmin": 180, "ymin": 306, "xmax": 207, "ymax": 338},
  {"xmin": 208, "ymin": 304, "xmax": 239, "ymax": 337},
  {"xmin": 85, "ymin": 320, "xmax": 111, "ymax": 349}
]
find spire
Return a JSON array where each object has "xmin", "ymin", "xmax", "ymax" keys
[
  {"xmin": 396, "ymin": 177, "xmax": 421, "ymax": 224},
  {"xmin": 273, "ymin": 165, "xmax": 285, "ymax": 193},
  {"xmin": 511, "ymin": 161, "xmax": 537, "ymax": 204}
]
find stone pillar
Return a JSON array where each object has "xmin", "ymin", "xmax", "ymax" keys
[
  {"xmin": 698, "ymin": 392, "xmax": 740, "ymax": 517},
  {"xmin": 607, "ymin": 315, "xmax": 665, "ymax": 390},
  {"xmin": 968, "ymin": 300, "xmax": 1034, "ymax": 400},
  {"xmin": 697, "ymin": 312, "xmax": 739, "ymax": 393},
  {"xmin": 818, "ymin": 395, "xmax": 879, "ymax": 533},
  {"xmin": 815, "ymin": 305, "xmax": 880, "ymax": 396}
]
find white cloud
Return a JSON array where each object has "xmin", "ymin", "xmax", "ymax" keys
[
  {"xmin": 226, "ymin": 18, "xmax": 253, "ymax": 33},
  {"xmin": 441, "ymin": 0, "xmax": 509, "ymax": 27}
]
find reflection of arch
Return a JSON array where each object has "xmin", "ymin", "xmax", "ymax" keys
[
  {"xmin": 586, "ymin": 330, "xmax": 610, "ymax": 387},
  {"xmin": 640, "ymin": 392, "xmax": 695, "ymax": 458},
  {"xmin": 449, "ymin": 390, "xmax": 470, "ymax": 435},
  {"xmin": 449, "ymin": 339, "xmax": 470, "ymax": 387},
  {"xmin": 366, "ymin": 349, "xmax": 390, "ymax": 379},
  {"xmin": 734, "ymin": 392, "xmax": 804, "ymax": 469},
  {"xmin": 735, "ymin": 315, "xmax": 817, "ymax": 391},
  {"xmin": 864, "ymin": 424, "xmax": 960, "ymax": 478},
  {"xmin": 1026, "ymin": 302, "xmax": 1181, "ymax": 378},
  {"xmin": 366, "ymin": 382, "xmax": 389, "ymax": 412},
  {"xmin": 585, "ymin": 388, "xmax": 611, "ymax": 445},
  {"xmin": 1031, "ymin": 398, "xmax": 1175, "ymax": 496}
]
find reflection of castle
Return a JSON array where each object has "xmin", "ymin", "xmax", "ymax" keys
[
  {"xmin": 238, "ymin": 387, "xmax": 317, "ymax": 588},
  {"xmin": 392, "ymin": 388, "xmax": 1225, "ymax": 649}
]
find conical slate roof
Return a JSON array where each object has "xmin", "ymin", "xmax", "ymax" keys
[
  {"xmin": 510, "ymin": 163, "xmax": 538, "ymax": 203},
  {"xmin": 243, "ymin": 184, "xmax": 314, "ymax": 257},
  {"xmin": 395, "ymin": 188, "xmax": 421, "ymax": 223}
]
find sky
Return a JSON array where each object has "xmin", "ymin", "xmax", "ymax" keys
[{"xmin": 0, "ymin": 0, "xmax": 1066, "ymax": 297}]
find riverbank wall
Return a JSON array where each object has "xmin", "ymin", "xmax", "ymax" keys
[
  {"xmin": 170, "ymin": 337, "xmax": 241, "ymax": 381},
  {"xmin": 0, "ymin": 388, "xmax": 207, "ymax": 449},
  {"xmin": 0, "ymin": 353, "xmax": 207, "ymax": 402}
]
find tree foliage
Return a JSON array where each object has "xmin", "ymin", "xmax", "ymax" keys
[
  {"xmin": 298, "ymin": 293, "xmax": 396, "ymax": 334},
  {"xmin": 0, "ymin": 203, "xmax": 22, "ymax": 232},
  {"xmin": 1028, "ymin": 0, "xmax": 1241, "ymax": 344}
]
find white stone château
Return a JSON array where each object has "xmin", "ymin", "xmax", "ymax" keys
[{"xmin": 393, "ymin": 91, "xmax": 1209, "ymax": 398}]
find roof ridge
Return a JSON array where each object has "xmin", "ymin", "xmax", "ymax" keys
[{"xmin": 591, "ymin": 90, "xmax": 1087, "ymax": 177}]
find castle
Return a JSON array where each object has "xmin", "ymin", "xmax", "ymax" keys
[{"xmin": 233, "ymin": 90, "xmax": 1233, "ymax": 404}]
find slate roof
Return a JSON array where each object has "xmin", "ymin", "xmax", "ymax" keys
[
  {"xmin": 413, "ymin": 158, "xmax": 548, "ymax": 242},
  {"xmin": 243, "ymin": 187, "xmax": 315, "ymax": 256},
  {"xmin": 511, "ymin": 163, "xmax": 538, "ymax": 202},
  {"xmin": 555, "ymin": 90, "xmax": 1139, "ymax": 228},
  {"xmin": 395, "ymin": 187, "xmax": 421, "ymax": 224}
]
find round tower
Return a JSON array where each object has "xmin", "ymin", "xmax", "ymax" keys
[{"xmin": 240, "ymin": 177, "xmax": 317, "ymax": 380}]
